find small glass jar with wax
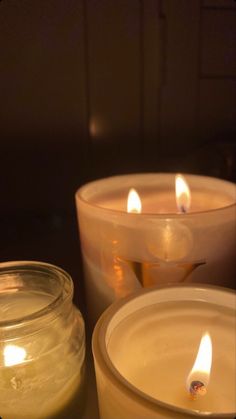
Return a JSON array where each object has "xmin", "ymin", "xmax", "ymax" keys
[
  {"xmin": 0, "ymin": 261, "xmax": 85, "ymax": 419},
  {"xmin": 92, "ymin": 284, "xmax": 236, "ymax": 419}
]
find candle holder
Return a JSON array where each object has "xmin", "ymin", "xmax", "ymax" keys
[
  {"xmin": 75, "ymin": 173, "xmax": 236, "ymax": 324},
  {"xmin": 92, "ymin": 284, "xmax": 236, "ymax": 419},
  {"xmin": 0, "ymin": 261, "xmax": 85, "ymax": 419}
]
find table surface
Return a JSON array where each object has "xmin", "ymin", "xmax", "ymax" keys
[{"xmin": 82, "ymin": 342, "xmax": 100, "ymax": 419}]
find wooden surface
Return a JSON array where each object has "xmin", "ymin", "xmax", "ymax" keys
[{"xmin": 83, "ymin": 344, "xmax": 100, "ymax": 419}]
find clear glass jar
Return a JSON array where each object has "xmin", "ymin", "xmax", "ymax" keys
[{"xmin": 0, "ymin": 261, "xmax": 85, "ymax": 419}]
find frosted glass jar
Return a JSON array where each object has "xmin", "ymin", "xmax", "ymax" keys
[
  {"xmin": 76, "ymin": 173, "xmax": 236, "ymax": 325},
  {"xmin": 92, "ymin": 284, "xmax": 236, "ymax": 419},
  {"xmin": 0, "ymin": 261, "xmax": 85, "ymax": 419}
]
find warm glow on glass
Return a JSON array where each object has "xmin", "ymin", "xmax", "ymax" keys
[
  {"xmin": 127, "ymin": 188, "xmax": 142, "ymax": 213},
  {"xmin": 4, "ymin": 344, "xmax": 27, "ymax": 367},
  {"xmin": 175, "ymin": 174, "xmax": 191, "ymax": 213},
  {"xmin": 187, "ymin": 332, "xmax": 212, "ymax": 396}
]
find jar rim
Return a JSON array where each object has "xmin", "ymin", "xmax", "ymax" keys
[
  {"xmin": 75, "ymin": 173, "xmax": 236, "ymax": 217},
  {"xmin": 0, "ymin": 260, "xmax": 73, "ymax": 328}
]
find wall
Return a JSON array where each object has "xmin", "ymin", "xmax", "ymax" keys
[{"xmin": 0, "ymin": 0, "xmax": 235, "ymax": 214}]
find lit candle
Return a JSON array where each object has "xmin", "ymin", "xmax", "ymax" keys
[
  {"xmin": 75, "ymin": 173, "xmax": 236, "ymax": 325},
  {"xmin": 0, "ymin": 261, "xmax": 85, "ymax": 419},
  {"xmin": 127, "ymin": 188, "xmax": 142, "ymax": 214},
  {"xmin": 92, "ymin": 285, "xmax": 236, "ymax": 419},
  {"xmin": 187, "ymin": 332, "xmax": 212, "ymax": 399},
  {"xmin": 3, "ymin": 344, "xmax": 27, "ymax": 367},
  {"xmin": 175, "ymin": 174, "xmax": 191, "ymax": 213}
]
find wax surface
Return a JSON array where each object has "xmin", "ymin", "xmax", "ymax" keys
[
  {"xmin": 92, "ymin": 188, "xmax": 235, "ymax": 214},
  {"xmin": 0, "ymin": 291, "xmax": 52, "ymax": 321},
  {"xmin": 108, "ymin": 301, "xmax": 236, "ymax": 414},
  {"xmin": 0, "ymin": 291, "xmax": 84, "ymax": 419}
]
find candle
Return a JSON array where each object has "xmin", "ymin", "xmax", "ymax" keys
[
  {"xmin": 75, "ymin": 173, "xmax": 236, "ymax": 325},
  {"xmin": 0, "ymin": 261, "xmax": 85, "ymax": 419},
  {"xmin": 92, "ymin": 284, "xmax": 236, "ymax": 419}
]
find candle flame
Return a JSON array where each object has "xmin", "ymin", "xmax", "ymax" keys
[
  {"xmin": 175, "ymin": 174, "xmax": 191, "ymax": 213},
  {"xmin": 127, "ymin": 188, "xmax": 142, "ymax": 213},
  {"xmin": 187, "ymin": 333, "xmax": 212, "ymax": 398},
  {"xmin": 4, "ymin": 344, "xmax": 27, "ymax": 367}
]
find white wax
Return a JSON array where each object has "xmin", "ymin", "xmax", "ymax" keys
[
  {"xmin": 108, "ymin": 301, "xmax": 236, "ymax": 414},
  {"xmin": 0, "ymin": 292, "xmax": 52, "ymax": 321},
  {"xmin": 96, "ymin": 188, "xmax": 234, "ymax": 214},
  {"xmin": 0, "ymin": 291, "xmax": 84, "ymax": 419}
]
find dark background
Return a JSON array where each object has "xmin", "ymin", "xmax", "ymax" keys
[{"xmin": 0, "ymin": 0, "xmax": 235, "ymax": 314}]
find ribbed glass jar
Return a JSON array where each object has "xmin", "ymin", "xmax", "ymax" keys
[{"xmin": 0, "ymin": 261, "xmax": 85, "ymax": 419}]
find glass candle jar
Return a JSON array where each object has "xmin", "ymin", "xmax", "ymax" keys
[
  {"xmin": 75, "ymin": 173, "xmax": 236, "ymax": 325},
  {"xmin": 92, "ymin": 284, "xmax": 236, "ymax": 419},
  {"xmin": 0, "ymin": 261, "xmax": 85, "ymax": 419}
]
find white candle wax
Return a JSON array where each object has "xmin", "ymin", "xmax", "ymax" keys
[
  {"xmin": 92, "ymin": 285, "xmax": 236, "ymax": 419},
  {"xmin": 108, "ymin": 301, "xmax": 235, "ymax": 413},
  {"xmin": 0, "ymin": 262, "xmax": 85, "ymax": 419},
  {"xmin": 76, "ymin": 173, "xmax": 236, "ymax": 325},
  {"xmin": 96, "ymin": 188, "xmax": 234, "ymax": 213}
]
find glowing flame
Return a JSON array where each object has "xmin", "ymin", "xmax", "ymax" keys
[
  {"xmin": 127, "ymin": 188, "xmax": 142, "ymax": 213},
  {"xmin": 175, "ymin": 174, "xmax": 191, "ymax": 213},
  {"xmin": 4, "ymin": 344, "xmax": 27, "ymax": 367},
  {"xmin": 187, "ymin": 333, "xmax": 212, "ymax": 398}
]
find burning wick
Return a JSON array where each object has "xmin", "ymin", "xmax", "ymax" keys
[
  {"xmin": 189, "ymin": 380, "xmax": 207, "ymax": 400},
  {"xmin": 179, "ymin": 204, "xmax": 187, "ymax": 214},
  {"xmin": 127, "ymin": 188, "xmax": 142, "ymax": 214},
  {"xmin": 175, "ymin": 174, "xmax": 191, "ymax": 214},
  {"xmin": 187, "ymin": 332, "xmax": 212, "ymax": 401}
]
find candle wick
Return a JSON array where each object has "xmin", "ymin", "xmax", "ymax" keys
[
  {"xmin": 189, "ymin": 380, "xmax": 207, "ymax": 400},
  {"xmin": 180, "ymin": 205, "xmax": 187, "ymax": 214}
]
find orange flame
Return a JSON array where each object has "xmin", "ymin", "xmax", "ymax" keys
[
  {"xmin": 4, "ymin": 344, "xmax": 27, "ymax": 367},
  {"xmin": 187, "ymin": 332, "xmax": 212, "ymax": 397},
  {"xmin": 175, "ymin": 174, "xmax": 191, "ymax": 213},
  {"xmin": 127, "ymin": 188, "xmax": 142, "ymax": 213}
]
